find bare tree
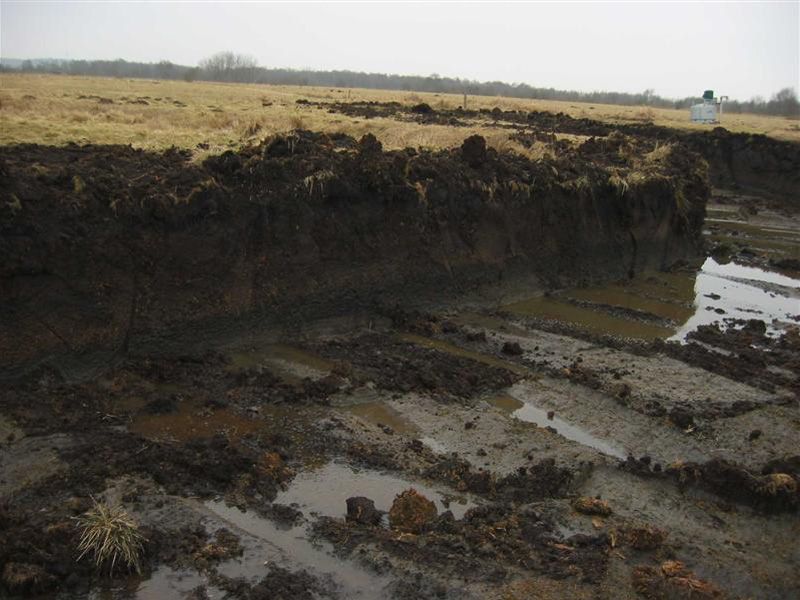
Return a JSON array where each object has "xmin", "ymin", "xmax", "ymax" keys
[
  {"xmin": 199, "ymin": 51, "xmax": 258, "ymax": 82},
  {"xmin": 770, "ymin": 88, "xmax": 799, "ymax": 117},
  {"xmin": 156, "ymin": 60, "xmax": 175, "ymax": 79}
]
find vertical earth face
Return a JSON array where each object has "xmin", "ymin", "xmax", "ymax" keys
[
  {"xmin": 0, "ymin": 131, "xmax": 706, "ymax": 375},
  {"xmin": 1, "ymin": 122, "xmax": 799, "ymax": 600}
]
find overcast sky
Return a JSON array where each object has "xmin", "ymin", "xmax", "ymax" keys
[{"xmin": 1, "ymin": 1, "xmax": 798, "ymax": 100}]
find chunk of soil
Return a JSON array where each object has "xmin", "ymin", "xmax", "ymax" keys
[
  {"xmin": 461, "ymin": 134, "xmax": 488, "ymax": 167},
  {"xmin": 410, "ymin": 103, "xmax": 434, "ymax": 114},
  {"xmin": 668, "ymin": 458, "xmax": 799, "ymax": 512},
  {"xmin": 632, "ymin": 561, "xmax": 723, "ymax": 599},
  {"xmin": 622, "ymin": 525, "xmax": 668, "ymax": 550},
  {"xmin": 388, "ymin": 489, "xmax": 437, "ymax": 533},
  {"xmin": 192, "ymin": 528, "xmax": 242, "ymax": 566},
  {"xmin": 572, "ymin": 497, "xmax": 612, "ymax": 516},
  {"xmin": 424, "ymin": 455, "xmax": 572, "ymax": 501},
  {"xmin": 346, "ymin": 496, "xmax": 383, "ymax": 526}
]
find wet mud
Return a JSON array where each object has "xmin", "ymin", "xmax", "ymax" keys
[{"xmin": 2, "ymin": 116, "xmax": 800, "ymax": 599}]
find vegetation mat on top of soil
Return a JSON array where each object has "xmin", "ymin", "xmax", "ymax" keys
[{"xmin": 315, "ymin": 99, "xmax": 800, "ymax": 205}]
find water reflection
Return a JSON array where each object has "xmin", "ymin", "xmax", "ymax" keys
[
  {"xmin": 205, "ymin": 498, "xmax": 389, "ymax": 599},
  {"xmin": 489, "ymin": 393, "xmax": 627, "ymax": 460},
  {"xmin": 670, "ymin": 258, "xmax": 800, "ymax": 341},
  {"xmin": 274, "ymin": 461, "xmax": 477, "ymax": 520},
  {"xmin": 503, "ymin": 258, "xmax": 799, "ymax": 342}
]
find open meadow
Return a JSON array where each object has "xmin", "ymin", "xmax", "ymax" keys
[{"xmin": 2, "ymin": 73, "xmax": 799, "ymax": 160}]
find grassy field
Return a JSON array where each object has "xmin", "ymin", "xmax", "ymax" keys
[{"xmin": 1, "ymin": 73, "xmax": 798, "ymax": 160}]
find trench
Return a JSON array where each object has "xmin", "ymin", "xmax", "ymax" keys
[{"xmin": 2, "ymin": 129, "xmax": 799, "ymax": 599}]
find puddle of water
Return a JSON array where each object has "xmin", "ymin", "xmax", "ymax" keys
[
  {"xmin": 701, "ymin": 257, "xmax": 800, "ymax": 289},
  {"xmin": 398, "ymin": 332, "xmax": 531, "ymax": 376},
  {"xmin": 565, "ymin": 280, "xmax": 694, "ymax": 324},
  {"xmin": 88, "ymin": 566, "xmax": 220, "ymax": 600},
  {"xmin": 669, "ymin": 258, "xmax": 800, "ymax": 341},
  {"xmin": 204, "ymin": 498, "xmax": 390, "ymax": 599},
  {"xmin": 227, "ymin": 343, "xmax": 333, "ymax": 382},
  {"xmin": 98, "ymin": 371, "xmax": 183, "ymax": 395},
  {"xmin": 275, "ymin": 461, "xmax": 477, "ymax": 520},
  {"xmin": 489, "ymin": 392, "xmax": 627, "ymax": 460},
  {"xmin": 128, "ymin": 401, "xmax": 324, "ymax": 449},
  {"xmin": 490, "ymin": 394, "xmax": 525, "ymax": 412},
  {"xmin": 133, "ymin": 567, "xmax": 212, "ymax": 600},
  {"xmin": 129, "ymin": 399, "xmax": 263, "ymax": 443},
  {"xmin": 619, "ymin": 271, "xmax": 698, "ymax": 304},
  {"xmin": 504, "ymin": 294, "xmax": 676, "ymax": 340},
  {"xmin": 342, "ymin": 401, "xmax": 419, "ymax": 436},
  {"xmin": 500, "ymin": 258, "xmax": 798, "ymax": 343}
]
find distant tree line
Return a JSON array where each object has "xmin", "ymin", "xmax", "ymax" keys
[{"xmin": 4, "ymin": 53, "xmax": 798, "ymax": 118}]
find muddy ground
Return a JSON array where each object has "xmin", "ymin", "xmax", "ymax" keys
[{"xmin": 1, "ymin": 116, "xmax": 799, "ymax": 599}]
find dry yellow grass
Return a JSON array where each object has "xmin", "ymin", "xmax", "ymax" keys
[
  {"xmin": 1, "ymin": 73, "xmax": 797, "ymax": 162},
  {"xmin": 75, "ymin": 499, "xmax": 145, "ymax": 574}
]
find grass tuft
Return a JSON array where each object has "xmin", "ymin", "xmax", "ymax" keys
[{"xmin": 74, "ymin": 499, "xmax": 145, "ymax": 575}]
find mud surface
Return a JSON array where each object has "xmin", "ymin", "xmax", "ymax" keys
[{"xmin": 1, "ymin": 117, "xmax": 800, "ymax": 599}]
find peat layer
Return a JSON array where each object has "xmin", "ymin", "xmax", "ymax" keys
[
  {"xmin": 314, "ymin": 100, "xmax": 800, "ymax": 203},
  {"xmin": 1, "ymin": 131, "xmax": 708, "ymax": 376}
]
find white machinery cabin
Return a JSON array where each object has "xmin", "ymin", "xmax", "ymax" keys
[{"xmin": 690, "ymin": 90, "xmax": 727, "ymax": 124}]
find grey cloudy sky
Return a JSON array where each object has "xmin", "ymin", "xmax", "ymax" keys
[{"xmin": 2, "ymin": 1, "xmax": 798, "ymax": 100}]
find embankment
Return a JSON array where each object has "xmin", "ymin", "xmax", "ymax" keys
[
  {"xmin": 319, "ymin": 102, "xmax": 800, "ymax": 203},
  {"xmin": 0, "ymin": 131, "xmax": 707, "ymax": 376},
  {"xmin": 516, "ymin": 111, "xmax": 800, "ymax": 202}
]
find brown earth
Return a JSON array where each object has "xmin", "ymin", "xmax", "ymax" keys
[{"xmin": 1, "ymin": 129, "xmax": 706, "ymax": 378}]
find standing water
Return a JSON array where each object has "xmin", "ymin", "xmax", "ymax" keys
[{"xmin": 505, "ymin": 258, "xmax": 799, "ymax": 342}]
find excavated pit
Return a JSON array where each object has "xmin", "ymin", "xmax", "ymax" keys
[{"xmin": 2, "ymin": 125, "xmax": 800, "ymax": 600}]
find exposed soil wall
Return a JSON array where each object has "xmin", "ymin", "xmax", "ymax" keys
[
  {"xmin": 552, "ymin": 120, "xmax": 799, "ymax": 203},
  {"xmin": 0, "ymin": 131, "xmax": 707, "ymax": 377}
]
